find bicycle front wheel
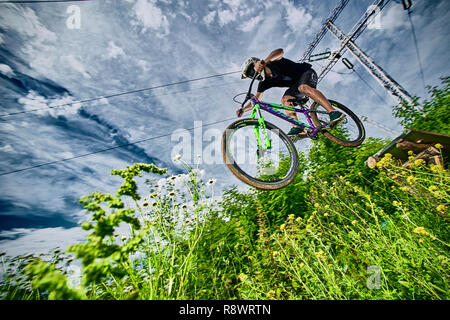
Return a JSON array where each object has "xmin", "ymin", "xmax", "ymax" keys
[
  {"xmin": 221, "ymin": 118, "xmax": 299, "ymax": 190},
  {"xmin": 310, "ymin": 100, "xmax": 365, "ymax": 147}
]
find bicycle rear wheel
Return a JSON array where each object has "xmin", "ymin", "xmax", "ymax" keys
[
  {"xmin": 221, "ymin": 118, "xmax": 299, "ymax": 190},
  {"xmin": 310, "ymin": 100, "xmax": 365, "ymax": 147}
]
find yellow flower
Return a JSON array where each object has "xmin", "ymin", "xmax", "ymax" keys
[
  {"xmin": 295, "ymin": 217, "xmax": 302, "ymax": 223},
  {"xmin": 238, "ymin": 273, "xmax": 248, "ymax": 282},
  {"xmin": 414, "ymin": 159, "xmax": 425, "ymax": 166},
  {"xmin": 437, "ymin": 205, "xmax": 447, "ymax": 212},
  {"xmin": 299, "ymin": 263, "xmax": 305, "ymax": 268},
  {"xmin": 406, "ymin": 176, "xmax": 417, "ymax": 184},
  {"xmin": 400, "ymin": 186, "xmax": 409, "ymax": 192},
  {"xmin": 314, "ymin": 203, "xmax": 320, "ymax": 208},
  {"xmin": 428, "ymin": 185, "xmax": 438, "ymax": 192},
  {"xmin": 393, "ymin": 200, "xmax": 402, "ymax": 207},
  {"xmin": 345, "ymin": 181, "xmax": 350, "ymax": 186},
  {"xmin": 272, "ymin": 251, "xmax": 280, "ymax": 258},
  {"xmin": 288, "ymin": 214, "xmax": 295, "ymax": 220},
  {"xmin": 266, "ymin": 290, "xmax": 276, "ymax": 298},
  {"xmin": 384, "ymin": 153, "xmax": 393, "ymax": 159},
  {"xmin": 435, "ymin": 143, "xmax": 443, "ymax": 149},
  {"xmin": 351, "ymin": 220, "xmax": 357, "ymax": 226},
  {"xmin": 408, "ymin": 150, "xmax": 414, "ymax": 156},
  {"xmin": 324, "ymin": 213, "xmax": 329, "ymax": 217},
  {"xmin": 280, "ymin": 224, "xmax": 286, "ymax": 231},
  {"xmin": 413, "ymin": 227, "xmax": 430, "ymax": 236}
]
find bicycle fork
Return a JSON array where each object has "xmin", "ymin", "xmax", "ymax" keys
[{"xmin": 250, "ymin": 104, "xmax": 271, "ymax": 158}]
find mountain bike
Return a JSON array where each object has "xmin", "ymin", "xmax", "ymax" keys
[{"xmin": 221, "ymin": 69, "xmax": 365, "ymax": 190}]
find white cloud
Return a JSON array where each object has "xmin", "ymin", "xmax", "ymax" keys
[
  {"xmin": 0, "ymin": 227, "xmax": 86, "ymax": 257},
  {"xmin": 106, "ymin": 41, "xmax": 126, "ymax": 59},
  {"xmin": 218, "ymin": 9, "xmax": 236, "ymax": 27},
  {"xmin": 240, "ymin": 15, "xmax": 263, "ymax": 32},
  {"xmin": 131, "ymin": 0, "xmax": 170, "ymax": 35},
  {"xmin": 203, "ymin": 10, "xmax": 216, "ymax": 25},
  {"xmin": 61, "ymin": 55, "xmax": 91, "ymax": 79},
  {"xmin": 281, "ymin": 1, "xmax": 313, "ymax": 34},
  {"xmin": 0, "ymin": 63, "xmax": 15, "ymax": 77},
  {"xmin": 0, "ymin": 144, "xmax": 14, "ymax": 153}
]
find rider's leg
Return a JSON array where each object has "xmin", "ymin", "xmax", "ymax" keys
[
  {"xmin": 282, "ymin": 94, "xmax": 306, "ymax": 137},
  {"xmin": 298, "ymin": 84, "xmax": 335, "ymax": 113},
  {"xmin": 281, "ymin": 94, "xmax": 299, "ymax": 121}
]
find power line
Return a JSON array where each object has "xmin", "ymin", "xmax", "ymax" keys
[
  {"xmin": 405, "ymin": 4, "xmax": 426, "ymax": 89},
  {"xmin": 0, "ymin": 117, "xmax": 236, "ymax": 177},
  {"xmin": 0, "ymin": 0, "xmax": 90, "ymax": 3},
  {"xmin": 0, "ymin": 71, "xmax": 240, "ymax": 118}
]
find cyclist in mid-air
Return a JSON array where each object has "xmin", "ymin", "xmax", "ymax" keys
[{"xmin": 237, "ymin": 48, "xmax": 345, "ymax": 139}]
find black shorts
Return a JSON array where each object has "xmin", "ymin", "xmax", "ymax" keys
[{"xmin": 283, "ymin": 69, "xmax": 318, "ymax": 99}]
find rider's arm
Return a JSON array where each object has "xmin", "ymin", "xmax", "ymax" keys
[
  {"xmin": 255, "ymin": 49, "xmax": 284, "ymax": 72},
  {"xmin": 264, "ymin": 48, "xmax": 284, "ymax": 64},
  {"xmin": 237, "ymin": 92, "xmax": 263, "ymax": 117}
]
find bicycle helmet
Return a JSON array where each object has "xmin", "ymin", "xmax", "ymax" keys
[{"xmin": 241, "ymin": 57, "xmax": 265, "ymax": 81}]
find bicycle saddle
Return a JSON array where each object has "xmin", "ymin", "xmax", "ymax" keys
[{"xmin": 287, "ymin": 96, "xmax": 309, "ymax": 106}]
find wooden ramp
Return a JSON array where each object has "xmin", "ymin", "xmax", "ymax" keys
[{"xmin": 367, "ymin": 129, "xmax": 450, "ymax": 168}]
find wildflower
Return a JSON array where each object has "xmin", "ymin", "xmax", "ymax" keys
[
  {"xmin": 384, "ymin": 153, "xmax": 393, "ymax": 159},
  {"xmin": 207, "ymin": 179, "xmax": 216, "ymax": 185},
  {"xmin": 152, "ymin": 202, "xmax": 158, "ymax": 207},
  {"xmin": 345, "ymin": 181, "xmax": 350, "ymax": 186},
  {"xmin": 435, "ymin": 143, "xmax": 443, "ymax": 149},
  {"xmin": 408, "ymin": 150, "xmax": 414, "ymax": 156},
  {"xmin": 413, "ymin": 227, "xmax": 430, "ymax": 236},
  {"xmin": 351, "ymin": 220, "xmax": 357, "ymax": 226},
  {"xmin": 393, "ymin": 200, "xmax": 402, "ymax": 207},
  {"xmin": 288, "ymin": 214, "xmax": 295, "ymax": 220},
  {"xmin": 169, "ymin": 176, "xmax": 177, "ymax": 181},
  {"xmin": 266, "ymin": 290, "xmax": 275, "ymax": 298},
  {"xmin": 168, "ymin": 191, "xmax": 176, "ymax": 197},
  {"xmin": 299, "ymin": 263, "xmax": 305, "ymax": 268},
  {"xmin": 172, "ymin": 154, "xmax": 182, "ymax": 162},
  {"xmin": 121, "ymin": 236, "xmax": 127, "ymax": 241},
  {"xmin": 406, "ymin": 176, "xmax": 417, "ymax": 184},
  {"xmin": 437, "ymin": 205, "xmax": 447, "ymax": 212},
  {"xmin": 324, "ymin": 205, "xmax": 330, "ymax": 210},
  {"xmin": 150, "ymin": 192, "xmax": 159, "ymax": 198},
  {"xmin": 400, "ymin": 186, "xmax": 409, "ymax": 192},
  {"xmin": 272, "ymin": 251, "xmax": 280, "ymax": 258},
  {"xmin": 428, "ymin": 186, "xmax": 438, "ymax": 192},
  {"xmin": 142, "ymin": 202, "xmax": 149, "ymax": 207},
  {"xmin": 330, "ymin": 222, "xmax": 335, "ymax": 227},
  {"xmin": 181, "ymin": 204, "xmax": 188, "ymax": 210},
  {"xmin": 280, "ymin": 224, "xmax": 286, "ymax": 231},
  {"xmin": 238, "ymin": 273, "xmax": 248, "ymax": 282},
  {"xmin": 414, "ymin": 159, "xmax": 425, "ymax": 166},
  {"xmin": 295, "ymin": 217, "xmax": 302, "ymax": 223},
  {"xmin": 314, "ymin": 203, "xmax": 320, "ymax": 208},
  {"xmin": 324, "ymin": 213, "xmax": 329, "ymax": 217}
]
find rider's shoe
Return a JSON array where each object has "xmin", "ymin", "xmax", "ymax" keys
[
  {"xmin": 287, "ymin": 126, "xmax": 307, "ymax": 141},
  {"xmin": 329, "ymin": 111, "xmax": 346, "ymax": 127}
]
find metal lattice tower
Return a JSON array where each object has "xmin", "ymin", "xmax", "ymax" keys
[
  {"xmin": 300, "ymin": 0, "xmax": 350, "ymax": 63},
  {"xmin": 301, "ymin": 0, "xmax": 416, "ymax": 108},
  {"xmin": 325, "ymin": 19, "xmax": 415, "ymax": 107}
]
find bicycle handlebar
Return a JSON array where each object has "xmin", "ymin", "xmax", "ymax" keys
[{"xmin": 239, "ymin": 60, "xmax": 265, "ymax": 110}]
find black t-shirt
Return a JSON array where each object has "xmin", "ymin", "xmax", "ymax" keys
[{"xmin": 257, "ymin": 58, "xmax": 312, "ymax": 93}]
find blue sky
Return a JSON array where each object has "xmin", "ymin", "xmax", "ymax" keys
[{"xmin": 0, "ymin": 0, "xmax": 449, "ymax": 256}]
